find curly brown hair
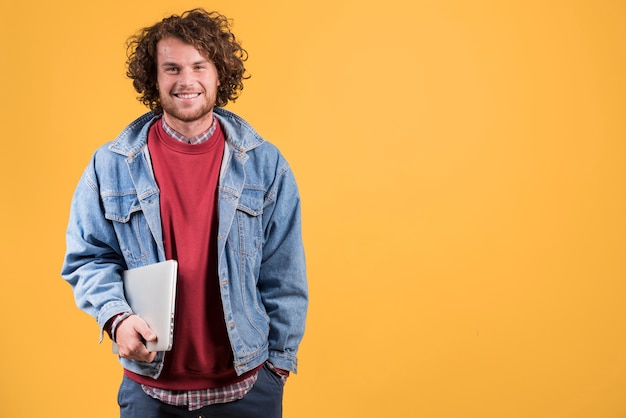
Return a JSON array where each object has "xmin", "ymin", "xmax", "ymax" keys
[{"xmin": 126, "ymin": 8, "xmax": 249, "ymax": 112}]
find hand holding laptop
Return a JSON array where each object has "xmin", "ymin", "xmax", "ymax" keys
[
  {"xmin": 111, "ymin": 260, "xmax": 178, "ymax": 357},
  {"xmin": 114, "ymin": 315, "xmax": 158, "ymax": 362}
]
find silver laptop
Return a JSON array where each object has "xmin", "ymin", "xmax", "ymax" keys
[{"xmin": 112, "ymin": 260, "xmax": 178, "ymax": 353}]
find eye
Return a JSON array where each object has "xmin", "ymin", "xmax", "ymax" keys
[{"xmin": 164, "ymin": 67, "xmax": 179, "ymax": 74}]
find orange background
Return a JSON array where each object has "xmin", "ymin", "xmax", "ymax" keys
[{"xmin": 1, "ymin": 1, "xmax": 626, "ymax": 417}]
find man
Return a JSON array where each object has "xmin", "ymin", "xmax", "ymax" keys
[{"xmin": 61, "ymin": 9, "xmax": 308, "ymax": 418}]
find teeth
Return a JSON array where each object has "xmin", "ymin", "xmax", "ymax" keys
[{"xmin": 176, "ymin": 93, "xmax": 199, "ymax": 99}]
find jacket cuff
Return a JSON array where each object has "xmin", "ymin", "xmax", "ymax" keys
[
  {"xmin": 97, "ymin": 300, "xmax": 133, "ymax": 343},
  {"xmin": 267, "ymin": 350, "xmax": 298, "ymax": 374}
]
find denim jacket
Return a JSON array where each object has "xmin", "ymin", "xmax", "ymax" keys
[{"xmin": 61, "ymin": 107, "xmax": 307, "ymax": 378}]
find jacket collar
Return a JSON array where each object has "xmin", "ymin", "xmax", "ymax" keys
[{"xmin": 108, "ymin": 107, "xmax": 265, "ymax": 157}]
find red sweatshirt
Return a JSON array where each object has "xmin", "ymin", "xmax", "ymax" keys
[{"xmin": 126, "ymin": 119, "xmax": 250, "ymax": 389}]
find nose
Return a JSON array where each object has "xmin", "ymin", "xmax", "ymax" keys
[{"xmin": 177, "ymin": 68, "xmax": 195, "ymax": 86}]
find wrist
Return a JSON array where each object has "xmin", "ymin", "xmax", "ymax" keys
[
  {"xmin": 266, "ymin": 361, "xmax": 290, "ymax": 383},
  {"xmin": 108, "ymin": 312, "xmax": 133, "ymax": 342}
]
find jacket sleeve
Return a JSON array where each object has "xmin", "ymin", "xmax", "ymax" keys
[
  {"xmin": 258, "ymin": 161, "xmax": 308, "ymax": 373},
  {"xmin": 61, "ymin": 155, "xmax": 132, "ymax": 341}
]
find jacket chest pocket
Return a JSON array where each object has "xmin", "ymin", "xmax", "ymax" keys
[
  {"xmin": 102, "ymin": 191, "xmax": 152, "ymax": 265},
  {"xmin": 230, "ymin": 188, "xmax": 264, "ymax": 257}
]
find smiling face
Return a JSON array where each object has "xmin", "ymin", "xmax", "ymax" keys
[{"xmin": 156, "ymin": 37, "xmax": 220, "ymax": 136}]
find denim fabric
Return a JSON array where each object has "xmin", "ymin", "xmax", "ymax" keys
[
  {"xmin": 118, "ymin": 363, "xmax": 284, "ymax": 417},
  {"xmin": 62, "ymin": 107, "xmax": 308, "ymax": 378}
]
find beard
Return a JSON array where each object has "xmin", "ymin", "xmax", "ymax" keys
[{"xmin": 159, "ymin": 93, "xmax": 216, "ymax": 123}]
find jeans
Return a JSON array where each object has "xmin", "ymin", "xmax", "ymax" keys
[{"xmin": 118, "ymin": 363, "xmax": 284, "ymax": 418}]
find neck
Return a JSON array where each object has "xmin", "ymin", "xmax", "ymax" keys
[{"xmin": 162, "ymin": 111, "xmax": 214, "ymax": 139}]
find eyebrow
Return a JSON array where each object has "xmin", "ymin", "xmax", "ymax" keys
[{"xmin": 160, "ymin": 59, "xmax": 210, "ymax": 67}]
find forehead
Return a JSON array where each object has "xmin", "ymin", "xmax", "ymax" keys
[{"xmin": 156, "ymin": 37, "xmax": 208, "ymax": 62}]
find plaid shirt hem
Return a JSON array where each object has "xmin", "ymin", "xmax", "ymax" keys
[{"xmin": 141, "ymin": 371, "xmax": 258, "ymax": 411}]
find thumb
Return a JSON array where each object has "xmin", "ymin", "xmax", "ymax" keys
[{"xmin": 134, "ymin": 317, "xmax": 157, "ymax": 342}]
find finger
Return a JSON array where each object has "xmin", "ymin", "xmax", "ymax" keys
[
  {"xmin": 133, "ymin": 318, "xmax": 157, "ymax": 343},
  {"xmin": 134, "ymin": 347, "xmax": 156, "ymax": 362},
  {"xmin": 121, "ymin": 344, "xmax": 155, "ymax": 362}
]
